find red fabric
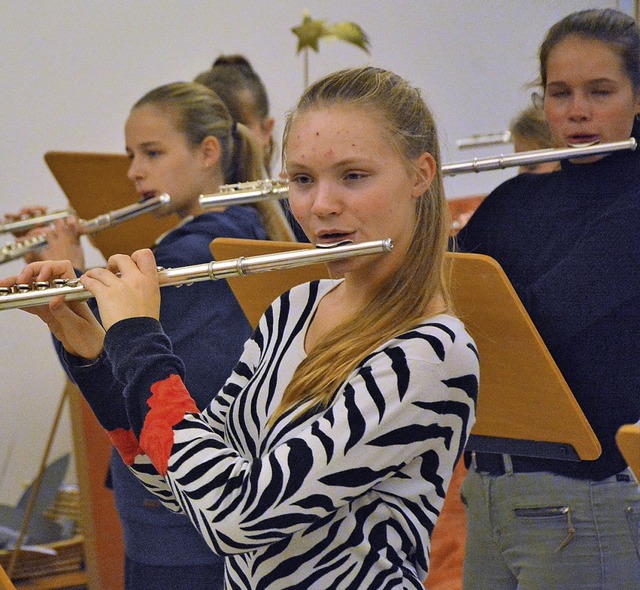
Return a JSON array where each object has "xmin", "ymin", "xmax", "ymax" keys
[
  {"xmin": 107, "ymin": 428, "xmax": 142, "ymax": 466},
  {"xmin": 140, "ymin": 374, "xmax": 199, "ymax": 476}
]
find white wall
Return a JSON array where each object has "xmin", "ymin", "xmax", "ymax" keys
[{"xmin": 0, "ymin": 0, "xmax": 618, "ymax": 503}]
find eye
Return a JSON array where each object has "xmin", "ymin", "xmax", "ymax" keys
[
  {"xmin": 344, "ymin": 171, "xmax": 367, "ymax": 181},
  {"xmin": 290, "ymin": 174, "xmax": 313, "ymax": 185},
  {"xmin": 548, "ymin": 90, "xmax": 570, "ymax": 99},
  {"xmin": 146, "ymin": 149, "xmax": 162, "ymax": 158}
]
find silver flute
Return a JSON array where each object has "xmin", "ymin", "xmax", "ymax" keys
[
  {"xmin": 0, "ymin": 239, "xmax": 393, "ymax": 311},
  {"xmin": 199, "ymin": 139, "xmax": 637, "ymax": 209},
  {"xmin": 0, "ymin": 209, "xmax": 72, "ymax": 235},
  {"xmin": 199, "ymin": 179, "xmax": 290, "ymax": 209},
  {"xmin": 0, "ymin": 194, "xmax": 170, "ymax": 265},
  {"xmin": 442, "ymin": 138, "xmax": 636, "ymax": 176},
  {"xmin": 455, "ymin": 130, "xmax": 512, "ymax": 150}
]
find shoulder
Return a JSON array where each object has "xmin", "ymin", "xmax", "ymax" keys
[
  {"xmin": 475, "ymin": 171, "xmax": 551, "ymax": 215},
  {"xmin": 455, "ymin": 172, "xmax": 557, "ymax": 252},
  {"xmin": 182, "ymin": 207, "xmax": 265, "ymax": 239},
  {"xmin": 358, "ymin": 315, "xmax": 479, "ymax": 404},
  {"xmin": 155, "ymin": 209, "xmax": 267, "ymax": 266},
  {"xmin": 389, "ymin": 315, "xmax": 478, "ymax": 366},
  {"xmin": 205, "ymin": 206, "xmax": 268, "ymax": 239}
]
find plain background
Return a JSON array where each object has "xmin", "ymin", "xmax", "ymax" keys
[{"xmin": 0, "ymin": 0, "xmax": 627, "ymax": 503}]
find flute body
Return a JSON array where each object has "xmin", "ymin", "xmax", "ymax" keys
[
  {"xmin": 199, "ymin": 139, "xmax": 637, "ymax": 209},
  {"xmin": 0, "ymin": 239, "xmax": 393, "ymax": 311},
  {"xmin": 0, "ymin": 210, "xmax": 72, "ymax": 235},
  {"xmin": 442, "ymin": 138, "xmax": 637, "ymax": 176},
  {"xmin": 200, "ymin": 180, "xmax": 289, "ymax": 209},
  {"xmin": 0, "ymin": 194, "xmax": 170, "ymax": 265}
]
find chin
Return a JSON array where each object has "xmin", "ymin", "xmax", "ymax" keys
[{"xmin": 325, "ymin": 259, "xmax": 352, "ymax": 278}]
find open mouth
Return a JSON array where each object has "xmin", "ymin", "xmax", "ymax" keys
[{"xmin": 316, "ymin": 231, "xmax": 355, "ymax": 244}]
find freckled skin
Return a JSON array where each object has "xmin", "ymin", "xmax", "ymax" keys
[{"xmin": 284, "ymin": 105, "xmax": 433, "ymax": 295}]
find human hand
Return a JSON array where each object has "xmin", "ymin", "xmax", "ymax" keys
[
  {"xmin": 0, "ymin": 259, "xmax": 105, "ymax": 359},
  {"xmin": 1, "ymin": 206, "xmax": 49, "ymax": 237},
  {"xmin": 32, "ymin": 217, "xmax": 86, "ymax": 269},
  {"xmin": 80, "ymin": 248, "xmax": 160, "ymax": 331}
]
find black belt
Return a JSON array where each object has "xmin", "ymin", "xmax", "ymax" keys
[
  {"xmin": 470, "ymin": 452, "xmax": 540, "ymax": 476},
  {"xmin": 469, "ymin": 452, "xmax": 635, "ymax": 481}
]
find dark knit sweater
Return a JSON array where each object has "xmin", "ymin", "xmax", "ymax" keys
[{"xmin": 456, "ymin": 134, "xmax": 640, "ymax": 480}]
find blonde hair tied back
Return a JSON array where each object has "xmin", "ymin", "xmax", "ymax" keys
[{"xmin": 133, "ymin": 82, "xmax": 291, "ymax": 240}]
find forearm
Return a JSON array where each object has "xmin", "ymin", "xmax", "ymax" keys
[{"xmin": 103, "ymin": 316, "xmax": 186, "ymax": 437}]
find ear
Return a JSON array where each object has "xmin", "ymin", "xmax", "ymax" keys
[
  {"xmin": 261, "ymin": 117, "xmax": 275, "ymax": 140},
  {"xmin": 200, "ymin": 135, "xmax": 221, "ymax": 168},
  {"xmin": 411, "ymin": 152, "xmax": 437, "ymax": 198}
]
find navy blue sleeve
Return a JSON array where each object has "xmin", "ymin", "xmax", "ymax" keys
[
  {"xmin": 63, "ymin": 350, "xmax": 130, "ymax": 432},
  {"xmin": 103, "ymin": 316, "xmax": 186, "ymax": 438}
]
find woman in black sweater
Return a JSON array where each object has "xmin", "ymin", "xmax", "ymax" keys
[{"xmin": 456, "ymin": 8, "xmax": 640, "ymax": 589}]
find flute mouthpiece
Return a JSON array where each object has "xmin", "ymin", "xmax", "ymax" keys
[{"xmin": 315, "ymin": 240, "xmax": 354, "ymax": 249}]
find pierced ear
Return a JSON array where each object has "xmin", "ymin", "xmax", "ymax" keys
[
  {"xmin": 201, "ymin": 135, "xmax": 221, "ymax": 168},
  {"xmin": 412, "ymin": 152, "xmax": 437, "ymax": 198}
]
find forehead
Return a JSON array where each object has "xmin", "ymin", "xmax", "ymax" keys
[
  {"xmin": 286, "ymin": 106, "xmax": 389, "ymax": 155},
  {"xmin": 546, "ymin": 35, "xmax": 627, "ymax": 81},
  {"xmin": 126, "ymin": 104, "xmax": 181, "ymax": 134}
]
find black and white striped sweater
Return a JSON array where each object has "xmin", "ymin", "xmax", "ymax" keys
[{"xmin": 68, "ymin": 279, "xmax": 479, "ymax": 589}]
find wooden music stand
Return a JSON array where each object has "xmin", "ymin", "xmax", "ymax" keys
[
  {"xmin": 66, "ymin": 381, "xmax": 124, "ymax": 590},
  {"xmin": 0, "ymin": 565, "xmax": 16, "ymax": 590},
  {"xmin": 43, "ymin": 151, "xmax": 176, "ymax": 590},
  {"xmin": 616, "ymin": 424, "xmax": 640, "ymax": 480},
  {"xmin": 210, "ymin": 238, "xmax": 601, "ymax": 462},
  {"xmin": 44, "ymin": 151, "xmax": 178, "ymax": 260}
]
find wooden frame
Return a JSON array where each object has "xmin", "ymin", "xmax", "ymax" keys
[
  {"xmin": 210, "ymin": 237, "xmax": 600, "ymax": 462},
  {"xmin": 66, "ymin": 382, "xmax": 123, "ymax": 590}
]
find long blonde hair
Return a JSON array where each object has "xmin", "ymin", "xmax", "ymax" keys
[
  {"xmin": 133, "ymin": 82, "xmax": 292, "ymax": 240},
  {"xmin": 271, "ymin": 67, "xmax": 451, "ymax": 423}
]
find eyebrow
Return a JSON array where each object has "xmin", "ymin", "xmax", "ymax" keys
[
  {"xmin": 547, "ymin": 77, "xmax": 618, "ymax": 87},
  {"xmin": 287, "ymin": 157, "xmax": 371, "ymax": 170}
]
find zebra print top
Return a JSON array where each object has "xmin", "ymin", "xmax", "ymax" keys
[{"xmin": 69, "ymin": 279, "xmax": 479, "ymax": 589}]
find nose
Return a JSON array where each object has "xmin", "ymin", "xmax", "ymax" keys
[
  {"xmin": 309, "ymin": 183, "xmax": 342, "ymax": 218},
  {"xmin": 567, "ymin": 91, "xmax": 591, "ymax": 121},
  {"xmin": 127, "ymin": 156, "xmax": 144, "ymax": 182}
]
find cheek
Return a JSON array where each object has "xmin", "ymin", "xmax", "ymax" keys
[
  {"xmin": 287, "ymin": 196, "xmax": 307, "ymax": 225},
  {"xmin": 544, "ymin": 111, "xmax": 565, "ymax": 143},
  {"xmin": 543, "ymin": 105, "xmax": 562, "ymax": 127}
]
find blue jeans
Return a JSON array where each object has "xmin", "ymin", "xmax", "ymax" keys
[{"xmin": 460, "ymin": 464, "xmax": 640, "ymax": 590}]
